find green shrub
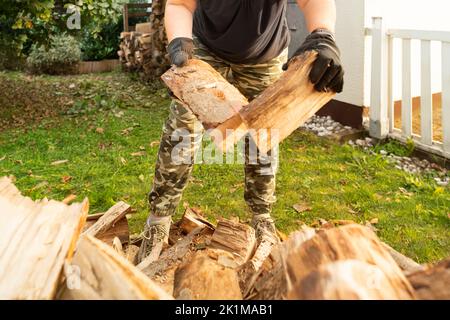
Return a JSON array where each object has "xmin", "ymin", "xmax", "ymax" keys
[{"xmin": 27, "ymin": 34, "xmax": 81, "ymax": 74}]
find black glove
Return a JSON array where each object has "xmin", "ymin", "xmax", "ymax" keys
[
  {"xmin": 167, "ymin": 37, "xmax": 194, "ymax": 67},
  {"xmin": 286, "ymin": 29, "xmax": 344, "ymax": 93}
]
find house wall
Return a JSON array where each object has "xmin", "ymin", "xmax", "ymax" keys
[
  {"xmin": 364, "ymin": 0, "xmax": 450, "ymax": 105},
  {"xmin": 287, "ymin": 0, "xmax": 450, "ymax": 108},
  {"xmin": 286, "ymin": 0, "xmax": 366, "ymax": 107}
]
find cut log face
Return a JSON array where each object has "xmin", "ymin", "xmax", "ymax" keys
[
  {"xmin": 209, "ymin": 218, "xmax": 256, "ymax": 266},
  {"xmin": 0, "ymin": 177, "xmax": 88, "ymax": 299},
  {"xmin": 161, "ymin": 59, "xmax": 249, "ymax": 129},
  {"xmin": 173, "ymin": 248, "xmax": 243, "ymax": 300},
  {"xmin": 284, "ymin": 225, "xmax": 415, "ymax": 300},
  {"xmin": 407, "ymin": 257, "xmax": 450, "ymax": 300},
  {"xmin": 58, "ymin": 235, "xmax": 173, "ymax": 300}
]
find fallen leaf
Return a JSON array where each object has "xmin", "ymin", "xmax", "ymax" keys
[
  {"xmin": 0, "ymin": 155, "xmax": 5, "ymax": 161},
  {"xmin": 293, "ymin": 203, "xmax": 312, "ymax": 213},
  {"xmin": 150, "ymin": 140, "xmax": 160, "ymax": 148},
  {"xmin": 139, "ymin": 174, "xmax": 145, "ymax": 182},
  {"xmin": 139, "ymin": 146, "xmax": 146, "ymax": 151},
  {"xmin": 51, "ymin": 160, "xmax": 69, "ymax": 166},
  {"xmin": 120, "ymin": 157, "xmax": 127, "ymax": 165},
  {"xmin": 62, "ymin": 194, "xmax": 77, "ymax": 204},
  {"xmin": 131, "ymin": 151, "xmax": 146, "ymax": 157},
  {"xmin": 61, "ymin": 175, "xmax": 72, "ymax": 183},
  {"xmin": 15, "ymin": 159, "xmax": 23, "ymax": 165},
  {"xmin": 96, "ymin": 127, "xmax": 104, "ymax": 134},
  {"xmin": 369, "ymin": 218, "xmax": 379, "ymax": 224}
]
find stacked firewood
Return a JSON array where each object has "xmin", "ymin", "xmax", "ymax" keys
[
  {"xmin": 118, "ymin": 0, "xmax": 169, "ymax": 78},
  {"xmin": 0, "ymin": 176, "xmax": 448, "ymax": 300}
]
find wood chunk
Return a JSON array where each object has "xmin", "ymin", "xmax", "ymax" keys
[
  {"xmin": 173, "ymin": 248, "xmax": 243, "ymax": 300},
  {"xmin": 284, "ymin": 225, "xmax": 415, "ymax": 300},
  {"xmin": 209, "ymin": 218, "xmax": 256, "ymax": 266},
  {"xmin": 83, "ymin": 214, "xmax": 129, "ymax": 246},
  {"xmin": 246, "ymin": 226, "xmax": 316, "ymax": 300},
  {"xmin": 212, "ymin": 51, "xmax": 335, "ymax": 153},
  {"xmin": 381, "ymin": 242, "xmax": 425, "ymax": 274},
  {"xmin": 407, "ymin": 257, "xmax": 450, "ymax": 300},
  {"xmin": 239, "ymin": 51, "xmax": 335, "ymax": 153},
  {"xmin": 124, "ymin": 245, "xmax": 140, "ymax": 265},
  {"xmin": 290, "ymin": 260, "xmax": 413, "ymax": 300},
  {"xmin": 112, "ymin": 237, "xmax": 124, "ymax": 256},
  {"xmin": 138, "ymin": 227, "xmax": 204, "ymax": 277},
  {"xmin": 58, "ymin": 235, "xmax": 173, "ymax": 300},
  {"xmin": 84, "ymin": 202, "xmax": 130, "ymax": 238},
  {"xmin": 161, "ymin": 59, "xmax": 248, "ymax": 129},
  {"xmin": 179, "ymin": 207, "xmax": 214, "ymax": 234},
  {"xmin": 0, "ymin": 177, "xmax": 88, "ymax": 299}
]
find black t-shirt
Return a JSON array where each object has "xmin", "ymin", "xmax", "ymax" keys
[{"xmin": 193, "ymin": 0, "xmax": 290, "ymax": 64}]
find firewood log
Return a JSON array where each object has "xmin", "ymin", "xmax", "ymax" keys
[
  {"xmin": 161, "ymin": 59, "xmax": 248, "ymax": 129},
  {"xmin": 407, "ymin": 257, "xmax": 450, "ymax": 300},
  {"xmin": 209, "ymin": 218, "xmax": 256, "ymax": 266},
  {"xmin": 0, "ymin": 177, "xmax": 88, "ymax": 299},
  {"xmin": 58, "ymin": 235, "xmax": 173, "ymax": 300},
  {"xmin": 173, "ymin": 248, "xmax": 243, "ymax": 300}
]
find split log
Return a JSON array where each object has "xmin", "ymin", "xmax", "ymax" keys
[
  {"xmin": 83, "ymin": 215, "xmax": 130, "ymax": 246},
  {"xmin": 290, "ymin": 260, "xmax": 413, "ymax": 300},
  {"xmin": 284, "ymin": 225, "xmax": 415, "ymax": 299},
  {"xmin": 0, "ymin": 177, "xmax": 88, "ymax": 299},
  {"xmin": 245, "ymin": 226, "xmax": 316, "ymax": 300},
  {"xmin": 179, "ymin": 207, "xmax": 215, "ymax": 234},
  {"xmin": 209, "ymin": 218, "xmax": 256, "ymax": 266},
  {"xmin": 161, "ymin": 59, "xmax": 248, "ymax": 128},
  {"xmin": 161, "ymin": 52, "xmax": 334, "ymax": 153},
  {"xmin": 212, "ymin": 51, "xmax": 335, "ymax": 153},
  {"xmin": 407, "ymin": 257, "xmax": 450, "ymax": 300},
  {"xmin": 58, "ymin": 235, "xmax": 172, "ymax": 300},
  {"xmin": 138, "ymin": 227, "xmax": 205, "ymax": 276},
  {"xmin": 125, "ymin": 245, "xmax": 140, "ymax": 265},
  {"xmin": 83, "ymin": 201, "xmax": 130, "ymax": 239},
  {"xmin": 381, "ymin": 242, "xmax": 424, "ymax": 274},
  {"xmin": 173, "ymin": 248, "xmax": 243, "ymax": 300}
]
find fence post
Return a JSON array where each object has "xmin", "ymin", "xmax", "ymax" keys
[
  {"xmin": 123, "ymin": 4, "xmax": 129, "ymax": 32},
  {"xmin": 369, "ymin": 17, "xmax": 389, "ymax": 139}
]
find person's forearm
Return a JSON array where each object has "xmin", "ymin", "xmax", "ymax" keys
[
  {"xmin": 297, "ymin": 0, "xmax": 336, "ymax": 33},
  {"xmin": 165, "ymin": 0, "xmax": 197, "ymax": 42}
]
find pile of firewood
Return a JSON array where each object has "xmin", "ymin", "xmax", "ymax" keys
[
  {"xmin": 118, "ymin": 0, "xmax": 169, "ymax": 78},
  {"xmin": 0, "ymin": 176, "xmax": 448, "ymax": 300}
]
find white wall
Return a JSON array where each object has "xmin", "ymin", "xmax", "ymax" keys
[
  {"xmin": 334, "ymin": 0, "xmax": 366, "ymax": 106},
  {"xmin": 363, "ymin": 0, "xmax": 450, "ymax": 105}
]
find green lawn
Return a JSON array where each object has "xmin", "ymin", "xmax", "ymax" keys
[{"xmin": 0, "ymin": 70, "xmax": 449, "ymax": 263}]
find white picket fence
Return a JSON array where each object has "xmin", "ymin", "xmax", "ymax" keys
[{"xmin": 369, "ymin": 17, "xmax": 450, "ymax": 158}]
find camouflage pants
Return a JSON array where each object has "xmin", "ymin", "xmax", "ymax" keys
[{"xmin": 148, "ymin": 38, "xmax": 288, "ymax": 218}]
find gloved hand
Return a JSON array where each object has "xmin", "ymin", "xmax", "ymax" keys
[
  {"xmin": 167, "ymin": 37, "xmax": 194, "ymax": 67},
  {"xmin": 285, "ymin": 29, "xmax": 344, "ymax": 93}
]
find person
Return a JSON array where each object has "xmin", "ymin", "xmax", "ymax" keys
[{"xmin": 138, "ymin": 0, "xmax": 344, "ymax": 262}]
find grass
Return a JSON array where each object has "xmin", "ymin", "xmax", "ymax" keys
[{"xmin": 0, "ymin": 70, "xmax": 449, "ymax": 263}]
